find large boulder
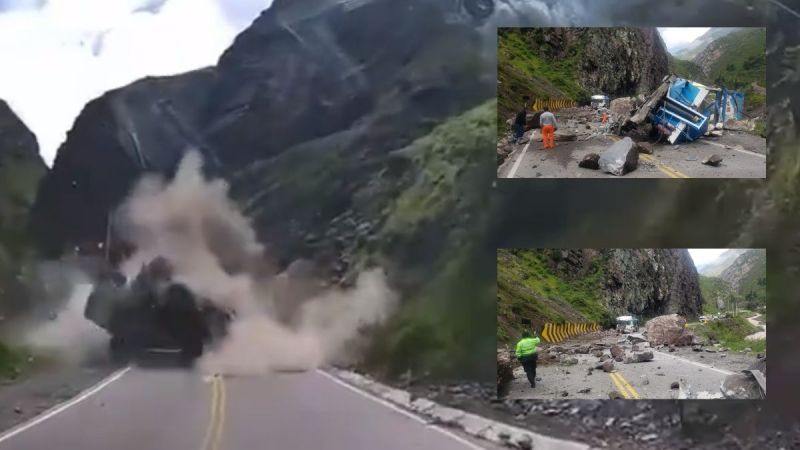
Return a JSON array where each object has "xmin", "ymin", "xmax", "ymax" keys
[
  {"xmin": 610, "ymin": 344, "xmax": 624, "ymax": 360},
  {"xmin": 554, "ymin": 130, "xmax": 577, "ymax": 141},
  {"xmin": 599, "ymin": 137, "xmax": 639, "ymax": 175},
  {"xmin": 644, "ymin": 314, "xmax": 693, "ymax": 346},
  {"xmin": 610, "ymin": 96, "xmax": 636, "ymax": 118}
]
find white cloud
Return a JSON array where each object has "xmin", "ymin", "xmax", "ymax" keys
[
  {"xmin": 688, "ymin": 248, "xmax": 727, "ymax": 268},
  {"xmin": 657, "ymin": 27, "xmax": 710, "ymax": 52},
  {"xmin": 0, "ymin": 0, "xmax": 271, "ymax": 166}
]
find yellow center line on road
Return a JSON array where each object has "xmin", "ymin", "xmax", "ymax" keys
[
  {"xmin": 609, "ymin": 372, "xmax": 642, "ymax": 399},
  {"xmin": 201, "ymin": 374, "xmax": 227, "ymax": 450},
  {"xmin": 607, "ymin": 135, "xmax": 690, "ymax": 178}
]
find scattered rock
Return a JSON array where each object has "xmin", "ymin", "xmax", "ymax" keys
[
  {"xmin": 608, "ymin": 391, "xmax": 624, "ymax": 399},
  {"xmin": 578, "ymin": 387, "xmax": 591, "ymax": 394},
  {"xmin": 702, "ymin": 154, "xmax": 723, "ymax": 166},
  {"xmin": 655, "ymin": 372, "xmax": 665, "ymax": 376},
  {"xmin": 692, "ymin": 345, "xmax": 703, "ymax": 352},
  {"xmin": 639, "ymin": 433, "xmax": 659, "ymax": 442},
  {"xmin": 602, "ymin": 361, "xmax": 614, "ymax": 372},
  {"xmin": 668, "ymin": 346, "xmax": 676, "ymax": 352},
  {"xmin": 554, "ymin": 130, "xmax": 577, "ymax": 141},
  {"xmin": 723, "ymin": 118, "xmax": 755, "ymax": 131},
  {"xmin": 13, "ymin": 406, "xmax": 22, "ymax": 414},
  {"xmin": 578, "ymin": 153, "xmax": 601, "ymax": 170},
  {"xmin": 497, "ymin": 350, "xmax": 515, "ymax": 395},
  {"xmin": 670, "ymin": 382, "xmax": 680, "ymax": 389},
  {"xmin": 560, "ymin": 391, "xmax": 569, "ymax": 397},
  {"xmin": 743, "ymin": 347, "xmax": 752, "ymax": 352},
  {"xmin": 599, "ymin": 137, "xmax": 639, "ymax": 176},
  {"xmin": 636, "ymin": 142, "xmax": 654, "ymax": 154},
  {"xmin": 633, "ymin": 351, "xmax": 654, "ymax": 362},
  {"xmin": 686, "ymin": 155, "xmax": 698, "ymax": 161},
  {"xmin": 626, "ymin": 333, "xmax": 647, "ymax": 344},
  {"xmin": 592, "ymin": 350, "xmax": 604, "ymax": 358},
  {"xmin": 610, "ymin": 97, "xmax": 636, "ymax": 117},
  {"xmin": 614, "ymin": 355, "xmax": 623, "ymax": 362},
  {"xmin": 610, "ymin": 345, "xmax": 624, "ymax": 360}
]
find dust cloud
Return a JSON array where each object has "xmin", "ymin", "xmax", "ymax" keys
[
  {"xmin": 114, "ymin": 150, "xmax": 398, "ymax": 374},
  {"xmin": 21, "ymin": 269, "xmax": 108, "ymax": 365}
]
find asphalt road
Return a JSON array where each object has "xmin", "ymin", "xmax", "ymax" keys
[
  {"xmin": 0, "ymin": 367, "xmax": 487, "ymax": 450},
  {"xmin": 500, "ymin": 131, "xmax": 766, "ymax": 179},
  {"xmin": 508, "ymin": 343, "xmax": 738, "ymax": 400}
]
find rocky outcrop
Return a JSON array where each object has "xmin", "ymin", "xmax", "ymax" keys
[
  {"xmin": 719, "ymin": 249, "xmax": 766, "ymax": 291},
  {"xmin": 545, "ymin": 249, "xmax": 702, "ymax": 318},
  {"xmin": 30, "ymin": 0, "xmax": 495, "ymax": 270},
  {"xmin": 0, "ymin": 100, "xmax": 48, "ymax": 317}
]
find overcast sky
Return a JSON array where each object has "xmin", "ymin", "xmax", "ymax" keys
[
  {"xmin": 688, "ymin": 249, "xmax": 728, "ymax": 268},
  {"xmin": 0, "ymin": 0, "xmax": 272, "ymax": 166},
  {"xmin": 657, "ymin": 27, "xmax": 710, "ymax": 53}
]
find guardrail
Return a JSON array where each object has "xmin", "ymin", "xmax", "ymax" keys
[{"xmin": 540, "ymin": 322, "xmax": 600, "ymax": 343}]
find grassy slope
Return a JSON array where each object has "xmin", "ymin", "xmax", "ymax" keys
[
  {"xmin": 496, "ymin": 29, "xmax": 583, "ymax": 133},
  {"xmin": 705, "ymin": 28, "xmax": 766, "ymax": 90},
  {"xmin": 698, "ymin": 275, "xmax": 732, "ymax": 315},
  {"xmin": 734, "ymin": 250, "xmax": 767, "ymax": 310},
  {"xmin": 497, "ymin": 249, "xmax": 610, "ymax": 345},
  {"xmin": 694, "ymin": 315, "xmax": 765, "ymax": 353},
  {"xmin": 365, "ymin": 100, "xmax": 496, "ymax": 378},
  {"xmin": 668, "ymin": 54, "xmax": 707, "ymax": 83}
]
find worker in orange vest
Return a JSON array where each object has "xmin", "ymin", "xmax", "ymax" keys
[{"xmin": 539, "ymin": 106, "xmax": 557, "ymax": 150}]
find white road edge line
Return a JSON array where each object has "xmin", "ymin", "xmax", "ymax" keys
[
  {"xmin": 506, "ymin": 133, "xmax": 535, "ymax": 179},
  {"xmin": 0, "ymin": 366, "xmax": 131, "ymax": 444},
  {"xmin": 315, "ymin": 369, "xmax": 487, "ymax": 450},
  {"xmin": 703, "ymin": 140, "xmax": 767, "ymax": 159},
  {"xmin": 653, "ymin": 351, "xmax": 735, "ymax": 376}
]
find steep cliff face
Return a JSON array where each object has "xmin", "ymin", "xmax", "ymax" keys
[
  {"xmin": 31, "ymin": 0, "xmax": 494, "ymax": 266},
  {"xmin": 28, "ymin": 0, "xmax": 496, "ymax": 377},
  {"xmin": 720, "ymin": 249, "xmax": 766, "ymax": 295},
  {"xmin": 497, "ymin": 248, "xmax": 702, "ymax": 343},
  {"xmin": 0, "ymin": 100, "xmax": 47, "ymax": 316},
  {"xmin": 497, "ymin": 27, "xmax": 669, "ymax": 127}
]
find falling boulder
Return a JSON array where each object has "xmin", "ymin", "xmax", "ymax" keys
[
  {"xmin": 599, "ymin": 137, "xmax": 639, "ymax": 176},
  {"xmin": 644, "ymin": 314, "xmax": 692, "ymax": 346},
  {"xmin": 579, "ymin": 153, "xmax": 600, "ymax": 170},
  {"xmin": 702, "ymin": 154, "xmax": 723, "ymax": 166}
]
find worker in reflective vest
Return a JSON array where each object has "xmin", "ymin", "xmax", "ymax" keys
[{"xmin": 515, "ymin": 330, "xmax": 540, "ymax": 388}]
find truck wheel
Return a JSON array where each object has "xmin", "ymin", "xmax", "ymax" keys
[
  {"xmin": 109, "ymin": 336, "xmax": 131, "ymax": 364},
  {"xmin": 179, "ymin": 340, "xmax": 203, "ymax": 367},
  {"xmin": 463, "ymin": 0, "xmax": 494, "ymax": 20}
]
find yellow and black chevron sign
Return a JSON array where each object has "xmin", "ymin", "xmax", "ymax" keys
[
  {"xmin": 540, "ymin": 322, "xmax": 601, "ymax": 343},
  {"xmin": 530, "ymin": 98, "xmax": 578, "ymax": 112}
]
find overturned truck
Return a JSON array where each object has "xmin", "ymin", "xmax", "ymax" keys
[
  {"xmin": 624, "ymin": 75, "xmax": 745, "ymax": 144},
  {"xmin": 84, "ymin": 257, "xmax": 233, "ymax": 364}
]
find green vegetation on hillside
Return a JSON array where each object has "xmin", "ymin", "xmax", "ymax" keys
[
  {"xmin": 497, "ymin": 29, "xmax": 586, "ymax": 134},
  {"xmin": 694, "ymin": 316, "xmax": 765, "ymax": 353},
  {"xmin": 364, "ymin": 101, "xmax": 496, "ymax": 379},
  {"xmin": 707, "ymin": 28, "xmax": 766, "ymax": 90},
  {"xmin": 699, "ymin": 275, "xmax": 732, "ymax": 314},
  {"xmin": 668, "ymin": 54, "xmax": 707, "ymax": 83},
  {"xmin": 497, "ymin": 249, "xmax": 611, "ymax": 344}
]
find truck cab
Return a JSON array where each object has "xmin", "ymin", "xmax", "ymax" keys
[
  {"xmin": 615, "ymin": 315, "xmax": 639, "ymax": 333},
  {"xmin": 591, "ymin": 95, "xmax": 609, "ymax": 109}
]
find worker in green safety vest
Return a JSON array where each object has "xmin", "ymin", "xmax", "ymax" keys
[{"xmin": 515, "ymin": 330, "xmax": 540, "ymax": 388}]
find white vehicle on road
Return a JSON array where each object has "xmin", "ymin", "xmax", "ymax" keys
[{"xmin": 615, "ymin": 315, "xmax": 639, "ymax": 333}]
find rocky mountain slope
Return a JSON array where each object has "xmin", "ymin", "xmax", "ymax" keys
[
  {"xmin": 698, "ymin": 249, "xmax": 748, "ymax": 276},
  {"xmin": 694, "ymin": 28, "xmax": 766, "ymax": 89},
  {"xmin": 673, "ymin": 27, "xmax": 742, "ymax": 61},
  {"xmin": 698, "ymin": 249, "xmax": 766, "ymax": 313},
  {"xmin": 28, "ymin": 0, "xmax": 496, "ymax": 379},
  {"xmin": 497, "ymin": 27, "xmax": 668, "ymax": 128},
  {"xmin": 497, "ymin": 249, "xmax": 702, "ymax": 344},
  {"xmin": 0, "ymin": 100, "xmax": 47, "ymax": 317}
]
